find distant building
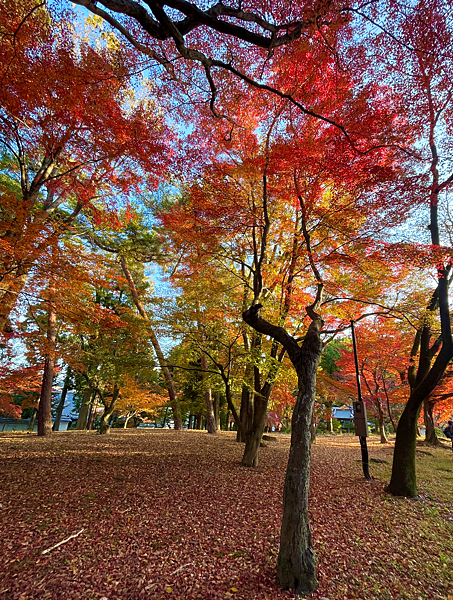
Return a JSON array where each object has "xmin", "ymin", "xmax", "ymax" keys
[
  {"xmin": 0, "ymin": 391, "xmax": 78, "ymax": 432},
  {"xmin": 331, "ymin": 406, "xmax": 354, "ymax": 421}
]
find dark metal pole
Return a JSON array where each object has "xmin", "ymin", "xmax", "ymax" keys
[{"xmin": 351, "ymin": 320, "xmax": 372, "ymax": 480}]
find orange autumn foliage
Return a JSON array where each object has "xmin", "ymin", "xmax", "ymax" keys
[{"xmin": 0, "ymin": 0, "xmax": 171, "ymax": 329}]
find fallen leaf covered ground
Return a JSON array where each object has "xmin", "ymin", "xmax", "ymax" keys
[{"xmin": 0, "ymin": 431, "xmax": 452, "ymax": 600}]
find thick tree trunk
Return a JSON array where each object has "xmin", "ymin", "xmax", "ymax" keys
[
  {"xmin": 75, "ymin": 388, "xmax": 92, "ymax": 430},
  {"xmin": 243, "ymin": 301, "xmax": 323, "ymax": 595},
  {"xmin": 53, "ymin": 368, "xmax": 71, "ymax": 432},
  {"xmin": 423, "ymin": 398, "xmax": 441, "ymax": 446},
  {"xmin": 241, "ymin": 395, "xmax": 267, "ymax": 467},
  {"xmin": 387, "ymin": 347, "xmax": 452, "ymax": 495},
  {"xmin": 37, "ymin": 293, "xmax": 57, "ymax": 437},
  {"xmin": 276, "ymin": 322, "xmax": 321, "ymax": 595},
  {"xmin": 386, "ymin": 395, "xmax": 420, "ymax": 496},
  {"xmin": 99, "ymin": 385, "xmax": 120, "ymax": 435}
]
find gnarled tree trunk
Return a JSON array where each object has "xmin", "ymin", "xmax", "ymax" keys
[
  {"xmin": 99, "ymin": 384, "xmax": 120, "ymax": 435},
  {"xmin": 243, "ymin": 298, "xmax": 323, "ymax": 595},
  {"xmin": 387, "ymin": 344, "xmax": 452, "ymax": 496}
]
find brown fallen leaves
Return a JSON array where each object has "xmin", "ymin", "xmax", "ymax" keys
[{"xmin": 0, "ymin": 431, "xmax": 452, "ymax": 600}]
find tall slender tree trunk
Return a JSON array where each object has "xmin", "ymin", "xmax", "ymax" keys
[
  {"xmin": 52, "ymin": 367, "xmax": 72, "ymax": 432},
  {"xmin": 240, "ymin": 336, "xmax": 283, "ymax": 466},
  {"xmin": 120, "ymin": 256, "xmax": 182, "ymax": 430},
  {"xmin": 384, "ymin": 380, "xmax": 397, "ymax": 433},
  {"xmin": 377, "ymin": 403, "xmax": 388, "ymax": 443},
  {"xmin": 196, "ymin": 303, "xmax": 216, "ymax": 434},
  {"xmin": 200, "ymin": 352, "xmax": 216, "ymax": 434},
  {"xmin": 38, "ymin": 288, "xmax": 57, "ymax": 437},
  {"xmin": 387, "ymin": 347, "xmax": 452, "ymax": 496}
]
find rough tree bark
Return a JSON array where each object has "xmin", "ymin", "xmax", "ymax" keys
[
  {"xmin": 387, "ymin": 336, "xmax": 452, "ymax": 496},
  {"xmin": 243, "ymin": 295, "xmax": 323, "ymax": 595},
  {"xmin": 239, "ymin": 336, "xmax": 286, "ymax": 466}
]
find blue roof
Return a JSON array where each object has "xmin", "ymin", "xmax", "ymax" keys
[{"xmin": 332, "ymin": 407, "xmax": 354, "ymax": 420}]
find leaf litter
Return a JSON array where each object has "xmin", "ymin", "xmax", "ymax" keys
[{"xmin": 0, "ymin": 431, "xmax": 452, "ymax": 600}]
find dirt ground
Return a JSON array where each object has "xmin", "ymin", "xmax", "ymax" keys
[{"xmin": 0, "ymin": 430, "xmax": 452, "ymax": 600}]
